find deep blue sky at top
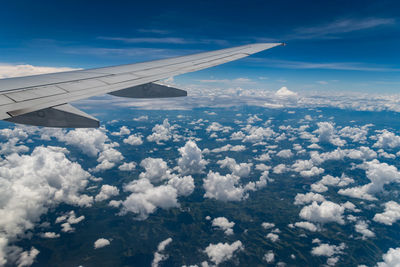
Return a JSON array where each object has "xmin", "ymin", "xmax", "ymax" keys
[{"xmin": 0, "ymin": 0, "xmax": 399, "ymax": 92}]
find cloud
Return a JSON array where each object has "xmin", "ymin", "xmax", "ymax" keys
[
  {"xmin": 16, "ymin": 247, "xmax": 40, "ymax": 267},
  {"xmin": 376, "ymin": 247, "xmax": 400, "ymax": 267},
  {"xmin": 311, "ymin": 174, "xmax": 354, "ymax": 193},
  {"xmin": 294, "ymin": 192, "xmax": 325, "ymax": 205},
  {"xmin": 311, "ymin": 242, "xmax": 345, "ymax": 266},
  {"xmin": 373, "ymin": 201, "xmax": 400, "ymax": 225},
  {"xmin": 203, "ymin": 172, "xmax": 247, "ymax": 201},
  {"xmin": 206, "ymin": 122, "xmax": 232, "ymax": 133},
  {"xmin": 290, "ymin": 17, "xmax": 395, "ymax": 40},
  {"xmin": 41, "ymin": 232, "xmax": 60, "ymax": 239},
  {"xmin": 339, "ymin": 125, "xmax": 370, "ymax": 143},
  {"xmin": 0, "ymin": 64, "xmax": 79, "ymax": 79},
  {"xmin": 0, "ymin": 146, "xmax": 92, "ymax": 264},
  {"xmin": 275, "ymin": 86, "xmax": 298, "ymax": 98},
  {"xmin": 276, "ymin": 149, "xmax": 294, "ymax": 158},
  {"xmin": 95, "ymin": 185, "xmax": 119, "ymax": 202},
  {"xmin": 338, "ymin": 160, "xmax": 400, "ymax": 200},
  {"xmin": 313, "ymin": 122, "xmax": 346, "ymax": 147},
  {"xmin": 294, "ymin": 221, "xmax": 318, "ymax": 232},
  {"xmin": 212, "ymin": 217, "xmax": 235, "ymax": 235},
  {"xmin": 111, "ymin": 126, "xmax": 131, "ymax": 136},
  {"xmin": 94, "ymin": 238, "xmax": 110, "ymax": 249},
  {"xmin": 118, "ymin": 155, "xmax": 194, "ymax": 219},
  {"xmin": 266, "ymin": 233, "xmax": 279, "ymax": 242},
  {"xmin": 123, "ymin": 134, "xmax": 143, "ymax": 145},
  {"xmin": 56, "ymin": 211, "xmax": 85, "ymax": 233},
  {"xmin": 261, "ymin": 222, "xmax": 275, "ymax": 229},
  {"xmin": 118, "ymin": 162, "xmax": 137, "ymax": 171},
  {"xmin": 217, "ymin": 157, "xmax": 252, "ymax": 177},
  {"xmin": 355, "ymin": 220, "xmax": 375, "ymax": 239},
  {"xmin": 119, "ymin": 178, "xmax": 179, "ymax": 220},
  {"xmin": 373, "ymin": 130, "xmax": 400, "ymax": 149},
  {"xmin": 204, "ymin": 240, "xmax": 244, "ymax": 265},
  {"xmin": 147, "ymin": 119, "xmax": 174, "ymax": 144},
  {"xmin": 263, "ymin": 251, "xmax": 275, "ymax": 263},
  {"xmin": 177, "ymin": 141, "xmax": 207, "ymax": 175},
  {"xmin": 299, "ymin": 201, "xmax": 345, "ymax": 224},
  {"xmin": 152, "ymin": 238, "xmax": 173, "ymax": 267}
]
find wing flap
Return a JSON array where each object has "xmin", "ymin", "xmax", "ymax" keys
[
  {"xmin": 109, "ymin": 82, "xmax": 187, "ymax": 98},
  {"xmin": 6, "ymin": 103, "xmax": 99, "ymax": 128}
]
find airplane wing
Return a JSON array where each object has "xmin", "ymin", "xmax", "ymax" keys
[{"xmin": 0, "ymin": 43, "xmax": 283, "ymax": 128}]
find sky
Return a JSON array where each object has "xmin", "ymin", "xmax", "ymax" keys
[{"xmin": 0, "ymin": 0, "xmax": 399, "ymax": 92}]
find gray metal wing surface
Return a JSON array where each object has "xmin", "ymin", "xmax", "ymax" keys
[{"xmin": 0, "ymin": 43, "xmax": 283, "ymax": 127}]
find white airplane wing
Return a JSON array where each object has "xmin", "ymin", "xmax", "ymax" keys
[{"xmin": 0, "ymin": 43, "xmax": 283, "ymax": 128}]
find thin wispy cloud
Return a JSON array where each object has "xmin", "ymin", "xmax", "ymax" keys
[
  {"xmin": 137, "ymin": 28, "xmax": 171, "ymax": 35},
  {"xmin": 289, "ymin": 17, "xmax": 396, "ymax": 39},
  {"xmin": 248, "ymin": 58, "xmax": 400, "ymax": 72},
  {"xmin": 97, "ymin": 36, "xmax": 229, "ymax": 45}
]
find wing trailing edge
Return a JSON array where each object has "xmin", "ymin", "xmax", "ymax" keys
[{"xmin": 5, "ymin": 103, "xmax": 99, "ymax": 128}]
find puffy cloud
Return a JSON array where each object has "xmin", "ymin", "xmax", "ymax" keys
[
  {"xmin": 111, "ymin": 126, "xmax": 131, "ymax": 136},
  {"xmin": 275, "ymin": 86, "xmax": 298, "ymax": 98},
  {"xmin": 147, "ymin": 119, "xmax": 174, "ymax": 144},
  {"xmin": 373, "ymin": 201, "xmax": 400, "ymax": 225},
  {"xmin": 276, "ymin": 149, "xmax": 293, "ymax": 158},
  {"xmin": 94, "ymin": 238, "xmax": 110, "ymax": 249},
  {"xmin": 339, "ymin": 125, "xmax": 370, "ymax": 142},
  {"xmin": 139, "ymin": 158, "xmax": 171, "ymax": 182},
  {"xmin": 204, "ymin": 240, "xmax": 244, "ymax": 265},
  {"xmin": 373, "ymin": 130, "xmax": 400, "ymax": 149},
  {"xmin": 152, "ymin": 238, "xmax": 173, "ymax": 267},
  {"xmin": 95, "ymin": 185, "xmax": 119, "ymax": 202},
  {"xmin": 299, "ymin": 201, "xmax": 345, "ymax": 224},
  {"xmin": 266, "ymin": 233, "xmax": 279, "ymax": 242},
  {"xmin": 212, "ymin": 217, "xmax": 235, "ymax": 235},
  {"xmin": 254, "ymin": 152, "xmax": 271, "ymax": 161},
  {"xmin": 46, "ymin": 128, "xmax": 124, "ymax": 172},
  {"xmin": 203, "ymin": 172, "xmax": 247, "ymax": 201},
  {"xmin": 0, "ymin": 64, "xmax": 79, "ymax": 79},
  {"xmin": 212, "ymin": 144, "xmax": 245, "ymax": 153},
  {"xmin": 311, "ymin": 174, "xmax": 354, "ymax": 193},
  {"xmin": 273, "ymin": 164, "xmax": 287, "ymax": 174},
  {"xmin": 217, "ymin": 157, "xmax": 252, "ymax": 177},
  {"xmin": 41, "ymin": 232, "xmax": 60, "ymax": 239},
  {"xmin": 177, "ymin": 141, "xmax": 207, "ymax": 175},
  {"xmin": 294, "ymin": 221, "xmax": 318, "ymax": 232},
  {"xmin": 261, "ymin": 222, "xmax": 275, "ymax": 229},
  {"xmin": 133, "ymin": 115, "xmax": 148, "ymax": 121},
  {"xmin": 339, "ymin": 160, "xmax": 400, "ymax": 200},
  {"xmin": 120, "ymin": 179, "xmax": 179, "ymax": 220},
  {"xmin": 311, "ymin": 242, "xmax": 345, "ymax": 266},
  {"xmin": 167, "ymin": 175, "xmax": 195, "ymax": 197},
  {"xmin": 123, "ymin": 134, "xmax": 143, "ymax": 145},
  {"xmin": 376, "ymin": 247, "xmax": 400, "ymax": 267},
  {"xmin": 263, "ymin": 251, "xmax": 275, "ymax": 263},
  {"xmin": 0, "ymin": 146, "xmax": 92, "ymax": 264},
  {"xmin": 56, "ymin": 211, "xmax": 85, "ymax": 233},
  {"xmin": 241, "ymin": 125, "xmax": 276, "ymax": 143},
  {"xmin": 355, "ymin": 220, "xmax": 375, "ymax": 239},
  {"xmin": 92, "ymin": 146, "xmax": 124, "ymax": 172},
  {"xmin": 206, "ymin": 122, "xmax": 232, "ymax": 133},
  {"xmin": 292, "ymin": 160, "xmax": 324, "ymax": 177},
  {"xmin": 16, "ymin": 247, "xmax": 40, "ymax": 267},
  {"xmin": 53, "ymin": 128, "xmax": 109, "ymax": 157},
  {"xmin": 313, "ymin": 122, "xmax": 346, "ymax": 147},
  {"xmin": 118, "ymin": 162, "xmax": 137, "ymax": 171},
  {"xmin": 230, "ymin": 131, "xmax": 246, "ymax": 140},
  {"xmin": 294, "ymin": 192, "xmax": 325, "ymax": 205}
]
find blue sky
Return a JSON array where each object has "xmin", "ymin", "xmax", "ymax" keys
[{"xmin": 0, "ymin": 0, "xmax": 399, "ymax": 92}]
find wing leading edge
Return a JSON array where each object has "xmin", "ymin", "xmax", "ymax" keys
[{"xmin": 0, "ymin": 42, "xmax": 284, "ymax": 128}]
